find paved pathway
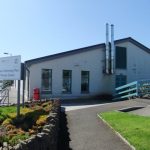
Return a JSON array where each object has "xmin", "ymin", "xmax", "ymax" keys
[
  {"xmin": 62, "ymin": 102, "xmax": 112, "ymax": 111},
  {"xmin": 60, "ymin": 99, "xmax": 149, "ymax": 150},
  {"xmin": 61, "ymin": 99, "xmax": 112, "ymax": 112},
  {"xmin": 130, "ymin": 105, "xmax": 150, "ymax": 116}
]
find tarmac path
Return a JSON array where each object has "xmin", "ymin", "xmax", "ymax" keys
[{"xmin": 59, "ymin": 99, "xmax": 149, "ymax": 150}]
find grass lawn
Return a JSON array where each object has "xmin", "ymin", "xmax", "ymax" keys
[
  {"xmin": 99, "ymin": 111, "xmax": 150, "ymax": 150},
  {"xmin": 0, "ymin": 106, "xmax": 16, "ymax": 122}
]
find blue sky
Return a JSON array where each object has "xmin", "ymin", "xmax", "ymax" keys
[{"xmin": 0, "ymin": 0, "xmax": 150, "ymax": 61}]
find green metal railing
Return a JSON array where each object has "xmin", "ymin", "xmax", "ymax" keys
[{"xmin": 113, "ymin": 79, "xmax": 150, "ymax": 100}]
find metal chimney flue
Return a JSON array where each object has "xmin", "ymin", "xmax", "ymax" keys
[
  {"xmin": 105, "ymin": 23, "xmax": 109, "ymax": 74},
  {"xmin": 111, "ymin": 24, "xmax": 115, "ymax": 74}
]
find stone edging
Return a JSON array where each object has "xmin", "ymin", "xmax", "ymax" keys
[
  {"xmin": 97, "ymin": 114, "xmax": 136, "ymax": 150},
  {"xmin": 1, "ymin": 100, "xmax": 61, "ymax": 150}
]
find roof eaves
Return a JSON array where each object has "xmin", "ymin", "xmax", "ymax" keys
[
  {"xmin": 25, "ymin": 43, "xmax": 105, "ymax": 66},
  {"xmin": 115, "ymin": 37, "xmax": 150, "ymax": 53},
  {"xmin": 129, "ymin": 38, "xmax": 150, "ymax": 53}
]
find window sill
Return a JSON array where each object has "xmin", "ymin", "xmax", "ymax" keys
[
  {"xmin": 41, "ymin": 91, "xmax": 52, "ymax": 94},
  {"xmin": 81, "ymin": 91, "xmax": 89, "ymax": 94},
  {"xmin": 62, "ymin": 92, "xmax": 72, "ymax": 94}
]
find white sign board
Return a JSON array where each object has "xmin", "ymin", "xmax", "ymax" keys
[{"xmin": 0, "ymin": 55, "xmax": 21, "ymax": 80}]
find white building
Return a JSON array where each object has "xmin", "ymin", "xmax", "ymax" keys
[{"xmin": 24, "ymin": 36, "xmax": 150, "ymax": 100}]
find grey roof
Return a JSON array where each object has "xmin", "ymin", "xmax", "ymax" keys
[
  {"xmin": 25, "ymin": 37, "xmax": 150, "ymax": 66},
  {"xmin": 115, "ymin": 37, "xmax": 150, "ymax": 53},
  {"xmin": 25, "ymin": 43, "xmax": 105, "ymax": 66}
]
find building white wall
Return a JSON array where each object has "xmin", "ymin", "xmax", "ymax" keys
[
  {"xmin": 112, "ymin": 42, "xmax": 150, "ymax": 93},
  {"xmin": 27, "ymin": 47, "xmax": 112, "ymax": 99},
  {"xmin": 127, "ymin": 42, "xmax": 150, "ymax": 81},
  {"xmin": 25, "ymin": 40, "xmax": 150, "ymax": 99}
]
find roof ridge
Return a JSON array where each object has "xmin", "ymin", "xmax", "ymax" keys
[{"xmin": 25, "ymin": 37, "xmax": 150, "ymax": 65}]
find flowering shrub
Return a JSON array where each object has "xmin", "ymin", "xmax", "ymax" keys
[
  {"xmin": 36, "ymin": 115, "xmax": 47, "ymax": 126},
  {"xmin": 0, "ymin": 100, "xmax": 54, "ymax": 146}
]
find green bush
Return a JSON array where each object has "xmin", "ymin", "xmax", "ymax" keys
[{"xmin": 9, "ymin": 133, "xmax": 29, "ymax": 146}]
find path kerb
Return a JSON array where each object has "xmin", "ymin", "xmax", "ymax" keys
[{"xmin": 97, "ymin": 113, "xmax": 135, "ymax": 150}]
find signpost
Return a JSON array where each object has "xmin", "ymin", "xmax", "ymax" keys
[
  {"xmin": 0, "ymin": 55, "xmax": 21, "ymax": 117},
  {"xmin": 0, "ymin": 56, "xmax": 21, "ymax": 80}
]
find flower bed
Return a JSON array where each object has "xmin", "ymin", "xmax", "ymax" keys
[{"xmin": 0, "ymin": 99, "xmax": 60, "ymax": 150}]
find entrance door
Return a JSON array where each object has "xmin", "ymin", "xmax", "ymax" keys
[{"xmin": 116, "ymin": 75, "xmax": 127, "ymax": 87}]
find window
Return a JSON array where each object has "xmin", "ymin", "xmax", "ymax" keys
[
  {"xmin": 116, "ymin": 46, "xmax": 127, "ymax": 69},
  {"xmin": 81, "ymin": 71, "xmax": 89, "ymax": 93},
  {"xmin": 116, "ymin": 75, "xmax": 127, "ymax": 87},
  {"xmin": 41, "ymin": 69, "xmax": 52, "ymax": 91},
  {"xmin": 62, "ymin": 70, "xmax": 72, "ymax": 93}
]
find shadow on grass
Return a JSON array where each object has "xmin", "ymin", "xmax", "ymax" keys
[{"xmin": 58, "ymin": 108, "xmax": 72, "ymax": 150}]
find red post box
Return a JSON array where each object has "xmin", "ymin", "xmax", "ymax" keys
[{"xmin": 33, "ymin": 88, "xmax": 40, "ymax": 100}]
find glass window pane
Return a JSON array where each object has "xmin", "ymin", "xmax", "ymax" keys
[
  {"xmin": 116, "ymin": 46, "xmax": 127, "ymax": 69},
  {"xmin": 81, "ymin": 71, "xmax": 89, "ymax": 92},
  {"xmin": 41, "ymin": 69, "xmax": 52, "ymax": 91},
  {"xmin": 62, "ymin": 70, "xmax": 72, "ymax": 93},
  {"xmin": 116, "ymin": 75, "xmax": 127, "ymax": 87}
]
